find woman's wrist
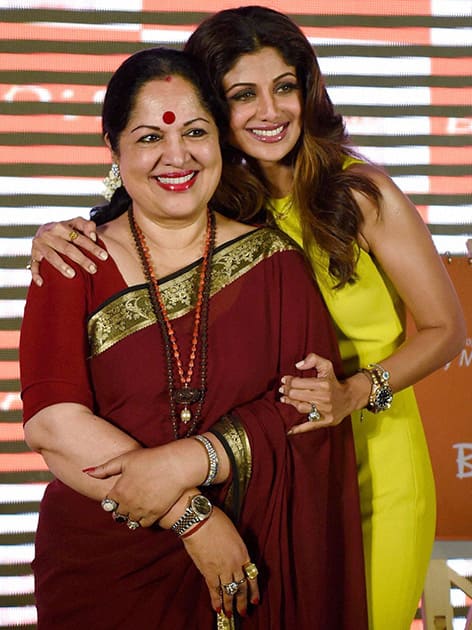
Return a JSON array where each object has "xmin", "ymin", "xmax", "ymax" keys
[
  {"xmin": 159, "ymin": 490, "xmax": 197, "ymax": 530},
  {"xmin": 343, "ymin": 372, "xmax": 373, "ymax": 412}
]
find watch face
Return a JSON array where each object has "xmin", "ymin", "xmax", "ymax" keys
[
  {"xmin": 376, "ymin": 386, "xmax": 393, "ymax": 410},
  {"xmin": 191, "ymin": 495, "xmax": 212, "ymax": 517}
]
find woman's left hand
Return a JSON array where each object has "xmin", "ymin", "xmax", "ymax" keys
[
  {"xmin": 182, "ymin": 507, "xmax": 260, "ymax": 618},
  {"xmin": 281, "ymin": 353, "xmax": 352, "ymax": 434}
]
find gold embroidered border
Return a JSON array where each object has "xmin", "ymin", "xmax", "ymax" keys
[
  {"xmin": 211, "ymin": 414, "xmax": 252, "ymax": 516},
  {"xmin": 88, "ymin": 228, "xmax": 297, "ymax": 357}
]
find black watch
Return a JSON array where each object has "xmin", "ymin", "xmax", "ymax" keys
[
  {"xmin": 361, "ymin": 363, "xmax": 393, "ymax": 413},
  {"xmin": 170, "ymin": 494, "xmax": 213, "ymax": 537}
]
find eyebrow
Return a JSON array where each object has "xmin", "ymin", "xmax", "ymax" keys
[
  {"xmin": 130, "ymin": 117, "xmax": 211, "ymax": 133},
  {"xmin": 224, "ymin": 71, "xmax": 297, "ymax": 94}
]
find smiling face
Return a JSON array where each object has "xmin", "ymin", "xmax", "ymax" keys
[
  {"xmin": 112, "ymin": 75, "xmax": 222, "ymax": 224},
  {"xmin": 223, "ymin": 47, "xmax": 303, "ymax": 167}
]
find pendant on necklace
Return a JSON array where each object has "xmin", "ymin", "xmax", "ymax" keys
[
  {"xmin": 180, "ymin": 407, "xmax": 192, "ymax": 424},
  {"xmin": 173, "ymin": 387, "xmax": 202, "ymax": 405}
]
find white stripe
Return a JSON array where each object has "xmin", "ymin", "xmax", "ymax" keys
[
  {"xmin": 432, "ymin": 235, "xmax": 472, "ymax": 255},
  {"xmin": 319, "ymin": 57, "xmax": 431, "ymax": 76},
  {"xmin": 432, "ymin": 0, "xmax": 472, "ymax": 17},
  {"xmin": 431, "ymin": 27, "xmax": 472, "ymax": 45},
  {"xmin": 0, "ymin": 484, "xmax": 46, "ymax": 504},
  {"xmin": 0, "ymin": 177, "xmax": 102, "ymax": 196},
  {"xmin": 0, "ymin": 575, "xmax": 34, "ymax": 595},
  {"xmin": 345, "ymin": 116, "xmax": 431, "ymax": 135},
  {"xmin": 428, "ymin": 206, "xmax": 472, "ymax": 224},
  {"xmin": 0, "ymin": 270, "xmax": 31, "ymax": 288},
  {"xmin": 0, "ymin": 514, "xmax": 39, "ymax": 535},
  {"xmin": 0, "ymin": 207, "xmax": 89, "ymax": 225},
  {"xmin": 327, "ymin": 86, "xmax": 431, "ymax": 106},
  {"xmin": 0, "ymin": 544, "xmax": 34, "ymax": 565},
  {"xmin": 0, "ymin": 238, "xmax": 34, "ymax": 256},
  {"xmin": 0, "ymin": 606, "xmax": 37, "ymax": 625},
  {"xmin": 0, "ymin": 300, "xmax": 26, "ymax": 318},
  {"xmin": 392, "ymin": 175, "xmax": 431, "ymax": 193},
  {"xmin": 358, "ymin": 146, "xmax": 431, "ymax": 165}
]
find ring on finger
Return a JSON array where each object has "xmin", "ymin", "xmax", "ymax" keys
[
  {"xmin": 26, "ymin": 258, "xmax": 38, "ymax": 270},
  {"xmin": 222, "ymin": 579, "xmax": 244, "ymax": 596},
  {"xmin": 101, "ymin": 497, "xmax": 118, "ymax": 512},
  {"xmin": 307, "ymin": 402, "xmax": 321, "ymax": 422},
  {"xmin": 68, "ymin": 230, "xmax": 79, "ymax": 242},
  {"xmin": 127, "ymin": 518, "xmax": 140, "ymax": 531},
  {"xmin": 112, "ymin": 512, "xmax": 127, "ymax": 524},
  {"xmin": 243, "ymin": 562, "xmax": 259, "ymax": 580}
]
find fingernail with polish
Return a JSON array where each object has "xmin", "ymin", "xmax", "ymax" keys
[
  {"xmin": 65, "ymin": 267, "xmax": 75, "ymax": 278},
  {"xmin": 90, "ymin": 232, "xmax": 97, "ymax": 242},
  {"xmin": 82, "ymin": 466, "xmax": 96, "ymax": 473},
  {"xmin": 99, "ymin": 251, "xmax": 108, "ymax": 260},
  {"xmin": 251, "ymin": 597, "xmax": 260, "ymax": 606},
  {"xmin": 89, "ymin": 264, "xmax": 97, "ymax": 274}
]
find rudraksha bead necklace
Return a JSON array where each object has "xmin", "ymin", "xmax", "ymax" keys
[{"xmin": 128, "ymin": 207, "xmax": 215, "ymax": 439}]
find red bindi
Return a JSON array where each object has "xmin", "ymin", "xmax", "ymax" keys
[
  {"xmin": 163, "ymin": 110, "xmax": 176, "ymax": 124},
  {"xmin": 165, "ymin": 75, "xmax": 172, "ymax": 82}
]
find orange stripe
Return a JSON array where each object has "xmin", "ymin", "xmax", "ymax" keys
[
  {"xmin": 141, "ymin": 0, "xmax": 432, "ymax": 14},
  {"xmin": 429, "ymin": 176, "xmax": 472, "ymax": 195},
  {"xmin": 0, "ymin": 452, "xmax": 48, "ymax": 472},
  {"xmin": 0, "ymin": 22, "xmax": 140, "ymax": 42},
  {"xmin": 300, "ymin": 26, "xmax": 431, "ymax": 45},
  {"xmin": 430, "ymin": 87, "xmax": 472, "ymax": 106},
  {"xmin": 0, "ymin": 53, "xmax": 128, "ymax": 72},
  {"xmin": 430, "ymin": 147, "xmax": 472, "ymax": 165},
  {"xmin": 0, "ymin": 115, "xmax": 101, "ymax": 134},
  {"xmin": 431, "ymin": 58, "xmax": 472, "ymax": 77},
  {"xmin": 0, "ymin": 331, "xmax": 20, "ymax": 349},
  {"xmin": 0, "ymin": 362, "xmax": 19, "ymax": 380},
  {"xmin": 0, "ymin": 423, "xmax": 24, "ymax": 441},
  {"xmin": 0, "ymin": 145, "xmax": 108, "ymax": 164}
]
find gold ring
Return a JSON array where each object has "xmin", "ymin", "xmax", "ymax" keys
[
  {"xmin": 243, "ymin": 562, "xmax": 259, "ymax": 580},
  {"xmin": 25, "ymin": 258, "xmax": 38, "ymax": 270},
  {"xmin": 69, "ymin": 230, "xmax": 79, "ymax": 242}
]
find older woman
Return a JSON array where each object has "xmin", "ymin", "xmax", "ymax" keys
[{"xmin": 20, "ymin": 47, "xmax": 366, "ymax": 629}]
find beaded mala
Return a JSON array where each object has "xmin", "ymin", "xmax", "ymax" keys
[{"xmin": 128, "ymin": 207, "xmax": 215, "ymax": 439}]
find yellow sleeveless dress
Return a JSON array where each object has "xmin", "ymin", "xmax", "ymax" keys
[{"xmin": 271, "ymin": 196, "xmax": 436, "ymax": 630}]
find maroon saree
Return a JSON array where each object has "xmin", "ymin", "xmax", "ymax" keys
[{"xmin": 20, "ymin": 227, "xmax": 367, "ymax": 629}]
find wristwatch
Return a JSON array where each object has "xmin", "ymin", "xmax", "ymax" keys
[
  {"xmin": 170, "ymin": 494, "xmax": 213, "ymax": 537},
  {"xmin": 360, "ymin": 363, "xmax": 393, "ymax": 413}
]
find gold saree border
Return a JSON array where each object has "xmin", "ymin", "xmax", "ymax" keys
[
  {"xmin": 88, "ymin": 228, "xmax": 298, "ymax": 357},
  {"xmin": 210, "ymin": 414, "xmax": 252, "ymax": 517}
]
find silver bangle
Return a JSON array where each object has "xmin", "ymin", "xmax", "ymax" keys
[{"xmin": 193, "ymin": 434, "xmax": 219, "ymax": 486}]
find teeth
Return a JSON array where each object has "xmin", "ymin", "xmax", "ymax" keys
[
  {"xmin": 157, "ymin": 172, "xmax": 194, "ymax": 184},
  {"xmin": 251, "ymin": 125, "xmax": 284, "ymax": 137}
]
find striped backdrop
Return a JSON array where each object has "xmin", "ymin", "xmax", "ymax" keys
[{"xmin": 0, "ymin": 1, "xmax": 471, "ymax": 627}]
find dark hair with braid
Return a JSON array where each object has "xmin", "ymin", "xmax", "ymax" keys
[
  {"xmin": 185, "ymin": 5, "xmax": 381, "ymax": 286},
  {"xmin": 91, "ymin": 47, "xmax": 228, "ymax": 225}
]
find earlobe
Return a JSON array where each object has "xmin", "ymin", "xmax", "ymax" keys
[{"xmin": 103, "ymin": 133, "xmax": 115, "ymax": 157}]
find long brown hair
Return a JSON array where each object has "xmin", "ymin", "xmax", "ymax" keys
[{"xmin": 185, "ymin": 5, "xmax": 381, "ymax": 286}]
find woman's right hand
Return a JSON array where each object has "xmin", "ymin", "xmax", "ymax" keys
[
  {"xmin": 30, "ymin": 217, "xmax": 107, "ymax": 286},
  {"xmin": 182, "ymin": 506, "xmax": 260, "ymax": 618}
]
